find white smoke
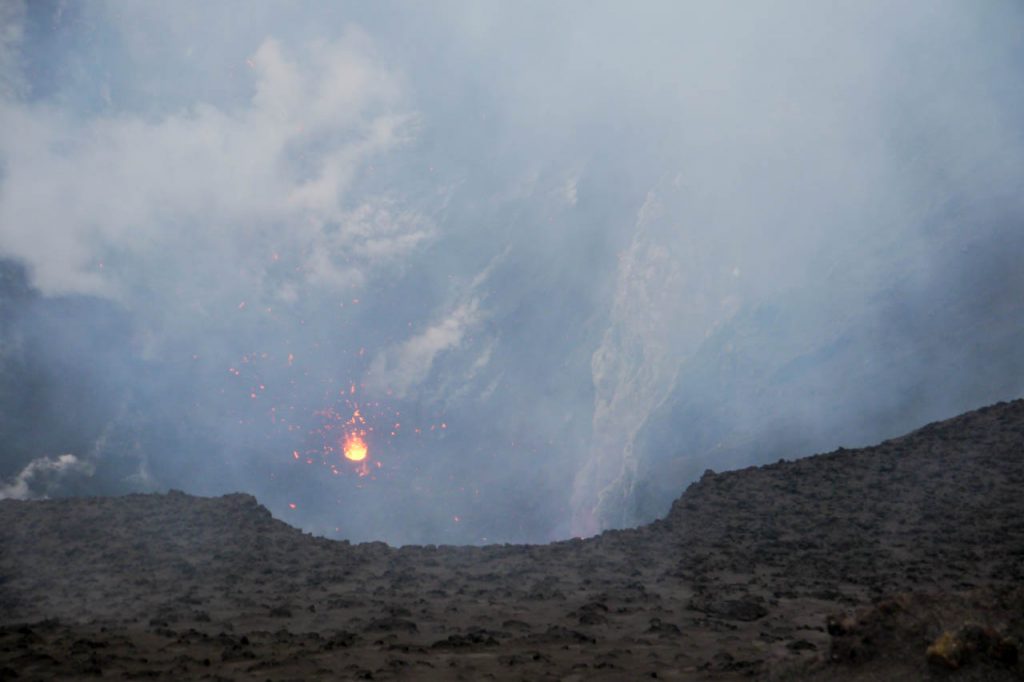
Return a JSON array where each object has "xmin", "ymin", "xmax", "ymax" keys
[
  {"xmin": 0, "ymin": 454, "xmax": 95, "ymax": 501},
  {"xmin": 0, "ymin": 30, "xmax": 429, "ymax": 316}
]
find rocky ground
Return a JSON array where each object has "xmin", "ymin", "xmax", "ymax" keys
[{"xmin": 2, "ymin": 400, "xmax": 1023, "ymax": 680}]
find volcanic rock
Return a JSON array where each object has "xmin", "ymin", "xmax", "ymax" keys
[{"xmin": 2, "ymin": 399, "xmax": 1024, "ymax": 679}]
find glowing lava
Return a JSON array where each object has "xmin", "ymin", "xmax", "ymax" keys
[{"xmin": 343, "ymin": 433, "xmax": 368, "ymax": 462}]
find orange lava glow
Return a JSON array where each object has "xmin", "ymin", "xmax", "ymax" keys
[{"xmin": 343, "ymin": 433, "xmax": 368, "ymax": 462}]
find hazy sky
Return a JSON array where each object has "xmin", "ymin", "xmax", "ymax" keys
[{"xmin": 2, "ymin": 1, "xmax": 1023, "ymax": 544}]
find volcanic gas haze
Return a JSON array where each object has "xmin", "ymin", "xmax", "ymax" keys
[{"xmin": 1, "ymin": 2, "xmax": 1023, "ymax": 543}]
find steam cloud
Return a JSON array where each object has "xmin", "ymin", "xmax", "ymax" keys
[
  {"xmin": 1, "ymin": 1, "xmax": 1023, "ymax": 543},
  {"xmin": 0, "ymin": 453, "xmax": 94, "ymax": 501}
]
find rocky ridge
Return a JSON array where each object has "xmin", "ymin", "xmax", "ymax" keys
[{"xmin": 2, "ymin": 400, "xmax": 1023, "ymax": 679}]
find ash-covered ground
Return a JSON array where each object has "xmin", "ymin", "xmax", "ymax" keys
[{"xmin": 2, "ymin": 400, "xmax": 1023, "ymax": 680}]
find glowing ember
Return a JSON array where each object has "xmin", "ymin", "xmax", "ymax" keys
[{"xmin": 343, "ymin": 433, "xmax": 368, "ymax": 462}]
